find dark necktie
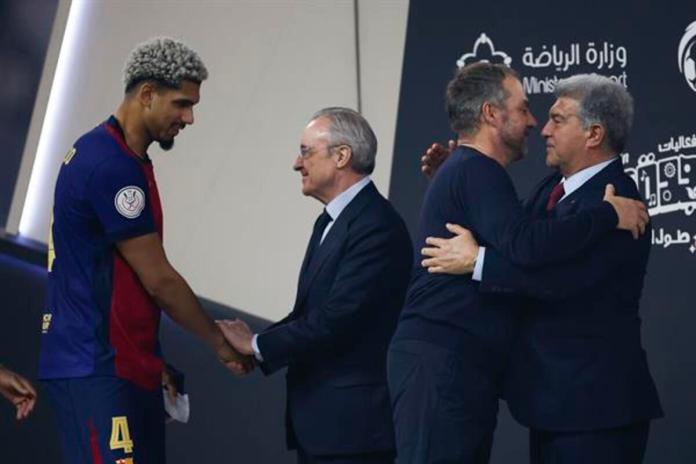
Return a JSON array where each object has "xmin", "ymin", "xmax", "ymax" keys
[
  {"xmin": 306, "ymin": 210, "xmax": 332, "ymax": 266},
  {"xmin": 546, "ymin": 181, "xmax": 566, "ymax": 212}
]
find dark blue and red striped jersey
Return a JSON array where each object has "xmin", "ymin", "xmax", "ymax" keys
[{"xmin": 39, "ymin": 116, "xmax": 165, "ymax": 390}]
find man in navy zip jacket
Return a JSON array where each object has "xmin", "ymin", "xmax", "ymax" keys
[
  {"xmin": 422, "ymin": 74, "xmax": 662, "ymax": 463},
  {"xmin": 388, "ymin": 64, "xmax": 649, "ymax": 464}
]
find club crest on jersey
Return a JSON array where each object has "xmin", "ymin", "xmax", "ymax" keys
[{"xmin": 114, "ymin": 186, "xmax": 146, "ymax": 219}]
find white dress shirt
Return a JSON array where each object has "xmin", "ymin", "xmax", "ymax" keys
[{"xmin": 320, "ymin": 176, "xmax": 372, "ymax": 243}]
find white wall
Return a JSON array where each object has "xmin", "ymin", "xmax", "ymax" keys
[{"xmin": 9, "ymin": 0, "xmax": 409, "ymax": 321}]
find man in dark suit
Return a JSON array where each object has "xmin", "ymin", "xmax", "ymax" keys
[
  {"xmin": 219, "ymin": 107, "xmax": 413, "ymax": 463},
  {"xmin": 387, "ymin": 64, "xmax": 648, "ymax": 464},
  {"xmin": 422, "ymin": 74, "xmax": 662, "ymax": 463}
]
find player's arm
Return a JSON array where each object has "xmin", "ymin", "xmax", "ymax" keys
[
  {"xmin": 87, "ymin": 156, "xmax": 249, "ymax": 372},
  {"xmin": 116, "ymin": 233, "xmax": 250, "ymax": 372}
]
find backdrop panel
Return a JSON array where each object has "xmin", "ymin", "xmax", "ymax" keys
[{"xmin": 389, "ymin": 2, "xmax": 696, "ymax": 462}]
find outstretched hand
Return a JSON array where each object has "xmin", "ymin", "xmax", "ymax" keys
[
  {"xmin": 421, "ymin": 223, "xmax": 479, "ymax": 275},
  {"xmin": 217, "ymin": 319, "xmax": 255, "ymax": 357}
]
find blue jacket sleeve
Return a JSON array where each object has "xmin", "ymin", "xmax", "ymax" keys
[
  {"xmin": 461, "ymin": 156, "xmax": 617, "ymax": 268},
  {"xmin": 479, "ymin": 224, "xmax": 650, "ymax": 301}
]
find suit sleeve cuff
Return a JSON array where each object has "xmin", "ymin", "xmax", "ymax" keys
[
  {"xmin": 251, "ymin": 334, "xmax": 264, "ymax": 363},
  {"xmin": 472, "ymin": 247, "xmax": 486, "ymax": 281}
]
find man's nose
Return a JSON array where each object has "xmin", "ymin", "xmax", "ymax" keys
[
  {"xmin": 182, "ymin": 108, "xmax": 194, "ymax": 125},
  {"xmin": 528, "ymin": 112, "xmax": 538, "ymax": 128}
]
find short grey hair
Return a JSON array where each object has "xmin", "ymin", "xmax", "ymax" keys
[
  {"xmin": 446, "ymin": 62, "xmax": 518, "ymax": 135},
  {"xmin": 310, "ymin": 107, "xmax": 377, "ymax": 175},
  {"xmin": 554, "ymin": 74, "xmax": 633, "ymax": 154},
  {"xmin": 123, "ymin": 37, "xmax": 208, "ymax": 92}
]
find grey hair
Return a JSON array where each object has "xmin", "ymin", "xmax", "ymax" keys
[
  {"xmin": 310, "ymin": 107, "xmax": 377, "ymax": 175},
  {"xmin": 446, "ymin": 62, "xmax": 518, "ymax": 135},
  {"xmin": 123, "ymin": 37, "xmax": 208, "ymax": 92},
  {"xmin": 554, "ymin": 74, "xmax": 633, "ymax": 153}
]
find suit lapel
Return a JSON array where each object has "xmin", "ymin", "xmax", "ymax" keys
[
  {"xmin": 555, "ymin": 159, "xmax": 624, "ymax": 217},
  {"xmin": 297, "ymin": 219, "xmax": 346, "ymax": 296},
  {"xmin": 293, "ymin": 182, "xmax": 379, "ymax": 311}
]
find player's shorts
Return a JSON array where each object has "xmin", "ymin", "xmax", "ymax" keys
[{"xmin": 44, "ymin": 376, "xmax": 165, "ymax": 464}]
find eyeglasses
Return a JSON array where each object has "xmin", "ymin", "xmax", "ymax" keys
[{"xmin": 298, "ymin": 144, "xmax": 348, "ymax": 159}]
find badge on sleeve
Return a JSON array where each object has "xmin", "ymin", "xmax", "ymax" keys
[{"xmin": 114, "ymin": 186, "xmax": 146, "ymax": 219}]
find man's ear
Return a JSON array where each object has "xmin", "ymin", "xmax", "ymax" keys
[
  {"xmin": 137, "ymin": 82, "xmax": 156, "ymax": 108},
  {"xmin": 586, "ymin": 123, "xmax": 605, "ymax": 149},
  {"xmin": 335, "ymin": 144, "xmax": 353, "ymax": 169},
  {"xmin": 480, "ymin": 101, "xmax": 501, "ymax": 127}
]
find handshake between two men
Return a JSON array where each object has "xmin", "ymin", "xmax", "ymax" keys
[{"xmin": 216, "ymin": 319, "xmax": 257, "ymax": 373}]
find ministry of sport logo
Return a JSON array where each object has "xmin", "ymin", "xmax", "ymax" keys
[
  {"xmin": 678, "ymin": 21, "xmax": 696, "ymax": 92},
  {"xmin": 456, "ymin": 33, "xmax": 512, "ymax": 69}
]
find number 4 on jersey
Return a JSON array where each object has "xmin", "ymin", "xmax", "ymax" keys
[{"xmin": 110, "ymin": 416, "xmax": 134, "ymax": 454}]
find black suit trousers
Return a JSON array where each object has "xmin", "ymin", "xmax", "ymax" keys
[{"xmin": 530, "ymin": 421, "xmax": 650, "ymax": 464}]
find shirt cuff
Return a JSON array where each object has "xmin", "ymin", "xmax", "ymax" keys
[
  {"xmin": 472, "ymin": 246, "xmax": 486, "ymax": 281},
  {"xmin": 251, "ymin": 334, "xmax": 264, "ymax": 363}
]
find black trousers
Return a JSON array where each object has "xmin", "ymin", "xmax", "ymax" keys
[
  {"xmin": 387, "ymin": 339, "xmax": 502, "ymax": 464},
  {"xmin": 530, "ymin": 421, "xmax": 650, "ymax": 464}
]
